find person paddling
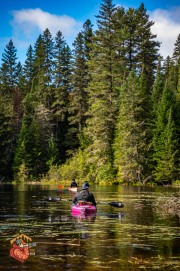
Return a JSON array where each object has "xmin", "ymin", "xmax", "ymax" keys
[
  {"xmin": 72, "ymin": 182, "xmax": 96, "ymax": 206},
  {"xmin": 70, "ymin": 178, "xmax": 78, "ymax": 188}
]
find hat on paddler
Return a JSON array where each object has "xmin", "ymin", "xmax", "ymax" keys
[{"xmin": 82, "ymin": 182, "xmax": 90, "ymax": 190}]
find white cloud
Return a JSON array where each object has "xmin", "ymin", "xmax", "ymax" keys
[
  {"xmin": 150, "ymin": 7, "xmax": 180, "ymax": 58},
  {"xmin": 10, "ymin": 8, "xmax": 83, "ymax": 45},
  {"xmin": 5, "ymin": 6, "xmax": 180, "ymax": 63}
]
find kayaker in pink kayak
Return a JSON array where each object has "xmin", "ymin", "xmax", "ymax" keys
[
  {"xmin": 70, "ymin": 179, "xmax": 78, "ymax": 188},
  {"xmin": 72, "ymin": 182, "xmax": 97, "ymax": 206}
]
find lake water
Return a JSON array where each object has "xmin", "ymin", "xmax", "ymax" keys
[{"xmin": 0, "ymin": 183, "xmax": 179, "ymax": 270}]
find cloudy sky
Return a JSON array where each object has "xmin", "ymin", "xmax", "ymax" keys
[{"xmin": 0, "ymin": 0, "xmax": 180, "ymax": 63}]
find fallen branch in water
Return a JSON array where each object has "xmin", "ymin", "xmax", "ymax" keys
[{"xmin": 153, "ymin": 196, "xmax": 180, "ymax": 218}]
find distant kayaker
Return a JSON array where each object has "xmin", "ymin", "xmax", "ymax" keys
[
  {"xmin": 72, "ymin": 182, "xmax": 97, "ymax": 206},
  {"xmin": 70, "ymin": 179, "xmax": 78, "ymax": 188}
]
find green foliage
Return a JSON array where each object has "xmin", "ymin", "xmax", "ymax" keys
[
  {"xmin": 0, "ymin": 0, "xmax": 179, "ymax": 184},
  {"xmin": 114, "ymin": 71, "xmax": 151, "ymax": 183},
  {"xmin": 152, "ymin": 71, "xmax": 178, "ymax": 183},
  {"xmin": 46, "ymin": 134, "xmax": 59, "ymax": 168},
  {"xmin": 83, "ymin": 0, "xmax": 120, "ymax": 181},
  {"xmin": 0, "ymin": 39, "xmax": 19, "ymax": 94},
  {"xmin": 49, "ymin": 150, "xmax": 89, "ymax": 181},
  {"xmin": 0, "ymin": 94, "xmax": 14, "ymax": 178},
  {"xmin": 94, "ymin": 163, "xmax": 115, "ymax": 183},
  {"xmin": 16, "ymin": 163, "xmax": 29, "ymax": 182}
]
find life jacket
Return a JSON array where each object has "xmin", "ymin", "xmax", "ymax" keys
[{"xmin": 78, "ymin": 190, "xmax": 90, "ymax": 201}]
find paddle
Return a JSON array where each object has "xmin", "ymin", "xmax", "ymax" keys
[
  {"xmin": 97, "ymin": 201, "xmax": 124, "ymax": 208},
  {"xmin": 46, "ymin": 196, "xmax": 124, "ymax": 208}
]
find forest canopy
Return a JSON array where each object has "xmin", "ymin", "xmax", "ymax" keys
[{"xmin": 0, "ymin": 0, "xmax": 180, "ymax": 185}]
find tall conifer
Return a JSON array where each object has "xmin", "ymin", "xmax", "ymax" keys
[
  {"xmin": 0, "ymin": 39, "xmax": 18, "ymax": 94},
  {"xmin": 52, "ymin": 31, "xmax": 72, "ymax": 161},
  {"xmin": 114, "ymin": 71, "xmax": 150, "ymax": 183},
  {"xmin": 84, "ymin": 0, "xmax": 119, "ymax": 181},
  {"xmin": 23, "ymin": 45, "xmax": 35, "ymax": 94},
  {"xmin": 152, "ymin": 66, "xmax": 178, "ymax": 183}
]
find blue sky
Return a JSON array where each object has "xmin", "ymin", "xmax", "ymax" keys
[{"xmin": 1, "ymin": 0, "xmax": 180, "ymax": 64}]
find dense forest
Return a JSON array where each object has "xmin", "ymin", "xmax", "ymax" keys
[{"xmin": 0, "ymin": 0, "xmax": 180, "ymax": 185}]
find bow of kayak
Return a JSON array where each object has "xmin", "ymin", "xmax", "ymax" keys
[{"xmin": 69, "ymin": 187, "xmax": 78, "ymax": 193}]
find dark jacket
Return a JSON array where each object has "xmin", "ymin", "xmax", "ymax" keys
[
  {"xmin": 72, "ymin": 189, "xmax": 96, "ymax": 206},
  {"xmin": 70, "ymin": 180, "xmax": 78, "ymax": 188}
]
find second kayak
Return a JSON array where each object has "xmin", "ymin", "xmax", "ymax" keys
[{"xmin": 69, "ymin": 187, "xmax": 78, "ymax": 193}]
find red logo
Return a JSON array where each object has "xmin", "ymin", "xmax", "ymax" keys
[{"xmin": 10, "ymin": 234, "xmax": 36, "ymax": 263}]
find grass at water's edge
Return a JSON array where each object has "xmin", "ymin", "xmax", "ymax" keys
[{"xmin": 8, "ymin": 178, "xmax": 180, "ymax": 188}]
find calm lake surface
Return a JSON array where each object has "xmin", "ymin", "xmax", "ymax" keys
[{"xmin": 0, "ymin": 183, "xmax": 179, "ymax": 271}]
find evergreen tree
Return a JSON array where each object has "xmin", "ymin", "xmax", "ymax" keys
[
  {"xmin": 83, "ymin": 19, "xmax": 94, "ymax": 61},
  {"xmin": 46, "ymin": 133, "xmax": 59, "ymax": 168},
  {"xmin": 33, "ymin": 35, "xmax": 47, "ymax": 104},
  {"xmin": 41, "ymin": 28, "xmax": 54, "ymax": 108},
  {"xmin": 68, "ymin": 32, "xmax": 88, "ymax": 150},
  {"xmin": 33, "ymin": 35, "xmax": 45, "ymax": 70},
  {"xmin": 13, "ymin": 92, "xmax": 53, "ymax": 179},
  {"xmin": 22, "ymin": 45, "xmax": 35, "ymax": 94},
  {"xmin": 12, "ymin": 87, "xmax": 23, "ymax": 142},
  {"xmin": 152, "ymin": 68, "xmax": 178, "ymax": 183},
  {"xmin": 114, "ymin": 71, "xmax": 150, "ymax": 184},
  {"xmin": 67, "ymin": 20, "xmax": 94, "ymax": 153},
  {"xmin": 112, "ymin": 5, "xmax": 127, "ymax": 80},
  {"xmin": 0, "ymin": 40, "xmax": 22, "ymax": 179},
  {"xmin": 172, "ymin": 38, "xmax": 180, "ymax": 179},
  {"xmin": 172, "ymin": 34, "xmax": 180, "ymax": 61},
  {"xmin": 151, "ymin": 58, "xmax": 165, "ymax": 116},
  {"xmin": 53, "ymin": 31, "xmax": 67, "ymax": 87},
  {"xmin": 84, "ymin": 0, "xmax": 119, "ymax": 181},
  {"xmin": 122, "ymin": 7, "xmax": 138, "ymax": 71},
  {"xmin": 52, "ymin": 31, "xmax": 72, "ymax": 161},
  {"xmin": 135, "ymin": 3, "xmax": 160, "ymax": 86},
  {"xmin": 42, "ymin": 28, "xmax": 54, "ymax": 86},
  {"xmin": 13, "ymin": 112, "xmax": 34, "ymax": 180},
  {"xmin": 0, "ymin": 93, "xmax": 13, "ymax": 179},
  {"xmin": 0, "ymin": 39, "xmax": 18, "ymax": 94}
]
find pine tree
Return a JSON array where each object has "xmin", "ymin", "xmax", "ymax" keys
[
  {"xmin": 67, "ymin": 20, "xmax": 94, "ymax": 154},
  {"xmin": 13, "ymin": 91, "xmax": 53, "ymax": 179},
  {"xmin": 42, "ymin": 28, "xmax": 54, "ymax": 86},
  {"xmin": 152, "ymin": 66, "xmax": 178, "ymax": 183},
  {"xmin": 46, "ymin": 133, "xmax": 59, "ymax": 168},
  {"xmin": 68, "ymin": 32, "xmax": 88, "ymax": 148},
  {"xmin": 114, "ymin": 71, "xmax": 150, "ymax": 184},
  {"xmin": 52, "ymin": 31, "xmax": 72, "ymax": 161},
  {"xmin": 0, "ymin": 92, "xmax": 13, "ymax": 179},
  {"xmin": 153, "ymin": 108, "xmax": 178, "ymax": 183},
  {"xmin": 135, "ymin": 3, "xmax": 160, "ymax": 86},
  {"xmin": 151, "ymin": 58, "xmax": 165, "ymax": 115},
  {"xmin": 172, "ymin": 34, "xmax": 180, "ymax": 61},
  {"xmin": 83, "ymin": 19, "xmax": 94, "ymax": 61},
  {"xmin": 172, "ymin": 37, "xmax": 180, "ymax": 179},
  {"xmin": 122, "ymin": 7, "xmax": 138, "ymax": 71},
  {"xmin": 53, "ymin": 31, "xmax": 67, "ymax": 87},
  {"xmin": 33, "ymin": 35, "xmax": 45, "ymax": 75},
  {"xmin": 33, "ymin": 35, "xmax": 47, "ymax": 104},
  {"xmin": 22, "ymin": 45, "xmax": 35, "ymax": 94},
  {"xmin": 0, "ymin": 39, "xmax": 18, "ymax": 94},
  {"xmin": 84, "ymin": 0, "xmax": 119, "ymax": 181}
]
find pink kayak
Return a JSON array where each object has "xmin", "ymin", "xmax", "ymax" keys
[
  {"xmin": 71, "ymin": 202, "xmax": 97, "ymax": 216},
  {"xmin": 68, "ymin": 187, "xmax": 78, "ymax": 193}
]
